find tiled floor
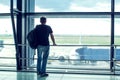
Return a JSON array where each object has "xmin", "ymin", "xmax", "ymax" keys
[{"xmin": 0, "ymin": 71, "xmax": 120, "ymax": 80}]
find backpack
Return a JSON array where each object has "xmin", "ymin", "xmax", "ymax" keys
[{"xmin": 27, "ymin": 28, "xmax": 38, "ymax": 49}]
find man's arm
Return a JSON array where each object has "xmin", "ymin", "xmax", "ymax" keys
[{"xmin": 50, "ymin": 33, "xmax": 56, "ymax": 46}]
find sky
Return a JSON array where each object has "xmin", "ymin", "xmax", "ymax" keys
[
  {"xmin": 35, "ymin": 18, "xmax": 112, "ymax": 36},
  {"xmin": 35, "ymin": 0, "xmax": 120, "ymax": 12},
  {"xmin": 0, "ymin": 0, "xmax": 120, "ymax": 35}
]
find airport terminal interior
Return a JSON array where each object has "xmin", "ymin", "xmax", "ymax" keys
[{"xmin": 0, "ymin": 0, "xmax": 120, "ymax": 80}]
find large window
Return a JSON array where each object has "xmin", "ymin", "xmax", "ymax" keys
[
  {"xmin": 32, "ymin": 0, "xmax": 120, "ymax": 74},
  {"xmin": 0, "ymin": 0, "xmax": 120, "ymax": 74}
]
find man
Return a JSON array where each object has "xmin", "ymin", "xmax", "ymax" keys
[{"xmin": 35, "ymin": 16, "xmax": 56, "ymax": 77}]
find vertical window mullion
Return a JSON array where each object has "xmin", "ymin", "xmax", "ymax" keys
[{"xmin": 110, "ymin": 0, "xmax": 115, "ymax": 72}]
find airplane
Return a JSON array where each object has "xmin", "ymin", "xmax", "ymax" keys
[{"xmin": 68, "ymin": 46, "xmax": 120, "ymax": 65}]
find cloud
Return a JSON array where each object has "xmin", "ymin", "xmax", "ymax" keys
[
  {"xmin": 35, "ymin": 6, "xmax": 54, "ymax": 12},
  {"xmin": 0, "ymin": 4, "xmax": 10, "ymax": 13},
  {"xmin": 35, "ymin": 0, "xmax": 70, "ymax": 12},
  {"xmin": 69, "ymin": 2, "xmax": 110, "ymax": 12},
  {"xmin": 96, "ymin": 2, "xmax": 111, "ymax": 11},
  {"xmin": 69, "ymin": 3, "xmax": 93, "ymax": 12}
]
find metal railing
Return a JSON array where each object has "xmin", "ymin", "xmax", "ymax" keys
[{"xmin": 0, "ymin": 44, "xmax": 120, "ymax": 75}]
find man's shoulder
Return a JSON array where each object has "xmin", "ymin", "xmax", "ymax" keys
[
  {"xmin": 36, "ymin": 24, "xmax": 50, "ymax": 27},
  {"xmin": 45, "ymin": 24, "xmax": 51, "ymax": 27},
  {"xmin": 43, "ymin": 25, "xmax": 51, "ymax": 29}
]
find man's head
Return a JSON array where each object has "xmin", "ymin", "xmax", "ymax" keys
[{"xmin": 40, "ymin": 16, "xmax": 46, "ymax": 24}]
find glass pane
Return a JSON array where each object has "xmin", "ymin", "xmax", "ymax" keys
[
  {"xmin": 115, "ymin": 0, "xmax": 120, "ymax": 12},
  {"xmin": 35, "ymin": 0, "xmax": 111, "ymax": 12},
  {"xmin": 0, "ymin": 45, "xmax": 16, "ymax": 64},
  {"xmin": 115, "ymin": 18, "xmax": 120, "ymax": 45},
  {"xmin": 115, "ymin": 46, "xmax": 120, "ymax": 74},
  {"xmin": 0, "ymin": 17, "xmax": 16, "ymax": 70},
  {"xmin": 0, "ymin": 17, "xmax": 14, "ymax": 44},
  {"xmin": 35, "ymin": 18, "xmax": 111, "ymax": 45},
  {"xmin": 0, "ymin": 0, "xmax": 10, "ymax": 13},
  {"xmin": 115, "ymin": 16, "xmax": 120, "ymax": 74},
  {"xmin": 0, "ymin": 0, "xmax": 16, "ymax": 13},
  {"xmin": 115, "ymin": 47, "xmax": 120, "ymax": 61}
]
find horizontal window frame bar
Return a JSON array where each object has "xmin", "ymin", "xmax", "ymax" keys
[
  {"xmin": 0, "ymin": 12, "xmax": 120, "ymax": 18},
  {"xmin": 0, "ymin": 57, "xmax": 120, "ymax": 62},
  {"xmin": 1, "ymin": 44, "xmax": 120, "ymax": 47}
]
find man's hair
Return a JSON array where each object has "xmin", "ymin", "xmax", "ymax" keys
[{"xmin": 40, "ymin": 16, "xmax": 46, "ymax": 23}]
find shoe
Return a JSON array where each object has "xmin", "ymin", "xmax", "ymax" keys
[{"xmin": 40, "ymin": 73, "xmax": 49, "ymax": 77}]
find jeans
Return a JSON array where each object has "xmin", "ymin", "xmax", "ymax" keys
[{"xmin": 37, "ymin": 45, "xmax": 49, "ymax": 74}]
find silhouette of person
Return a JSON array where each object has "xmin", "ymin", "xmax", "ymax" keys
[{"xmin": 35, "ymin": 16, "xmax": 56, "ymax": 77}]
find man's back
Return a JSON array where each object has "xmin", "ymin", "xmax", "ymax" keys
[{"xmin": 35, "ymin": 25, "xmax": 53, "ymax": 46}]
